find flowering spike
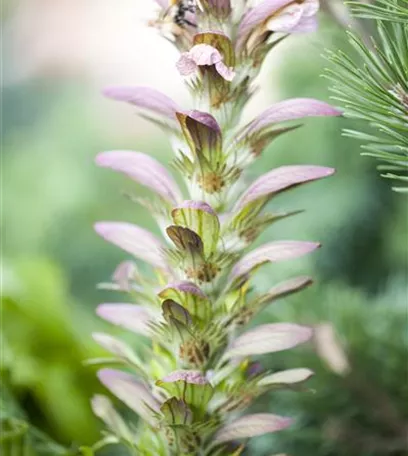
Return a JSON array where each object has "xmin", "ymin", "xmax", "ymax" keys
[{"xmin": 91, "ymin": 1, "xmax": 340, "ymax": 453}]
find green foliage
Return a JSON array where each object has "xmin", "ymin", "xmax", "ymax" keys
[
  {"xmin": 327, "ymin": 0, "xmax": 408, "ymax": 192},
  {"xmin": 1, "ymin": 257, "xmax": 101, "ymax": 448},
  {"xmin": 348, "ymin": 0, "xmax": 408, "ymax": 22}
]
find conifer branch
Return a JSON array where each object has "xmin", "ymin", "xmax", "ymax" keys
[{"xmin": 327, "ymin": 0, "xmax": 408, "ymax": 192}]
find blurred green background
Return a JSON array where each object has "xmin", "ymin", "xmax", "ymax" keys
[{"xmin": 1, "ymin": 2, "xmax": 407, "ymax": 455}]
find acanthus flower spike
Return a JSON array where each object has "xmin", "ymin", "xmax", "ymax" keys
[{"xmin": 91, "ymin": 0, "xmax": 340, "ymax": 454}]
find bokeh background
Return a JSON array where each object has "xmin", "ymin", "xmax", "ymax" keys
[{"xmin": 1, "ymin": 1, "xmax": 407, "ymax": 455}]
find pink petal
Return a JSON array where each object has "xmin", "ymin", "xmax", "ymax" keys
[
  {"xmin": 176, "ymin": 53, "xmax": 198, "ymax": 76},
  {"xmin": 303, "ymin": 0, "xmax": 320, "ymax": 17},
  {"xmin": 247, "ymin": 99, "xmax": 342, "ymax": 135},
  {"xmin": 94, "ymin": 222, "xmax": 168, "ymax": 270},
  {"xmin": 225, "ymin": 323, "xmax": 313, "ymax": 358},
  {"xmin": 161, "ymin": 280, "xmax": 207, "ymax": 298},
  {"xmin": 230, "ymin": 241, "xmax": 320, "ymax": 281},
  {"xmin": 162, "ymin": 370, "xmax": 209, "ymax": 385},
  {"xmin": 112, "ymin": 261, "xmax": 137, "ymax": 291},
  {"xmin": 237, "ymin": 0, "xmax": 294, "ymax": 49},
  {"xmin": 96, "ymin": 304, "xmax": 152, "ymax": 336},
  {"xmin": 258, "ymin": 368, "xmax": 314, "ymax": 386},
  {"xmin": 266, "ymin": 4, "xmax": 304, "ymax": 32},
  {"xmin": 95, "ymin": 151, "xmax": 182, "ymax": 204},
  {"xmin": 235, "ymin": 166, "xmax": 335, "ymax": 211},
  {"xmin": 97, "ymin": 369, "xmax": 160, "ymax": 425},
  {"xmin": 187, "ymin": 111, "xmax": 221, "ymax": 133},
  {"xmin": 189, "ymin": 44, "xmax": 223, "ymax": 66},
  {"xmin": 154, "ymin": 0, "xmax": 168, "ymax": 8},
  {"xmin": 215, "ymin": 61, "xmax": 235, "ymax": 81},
  {"xmin": 103, "ymin": 86, "xmax": 181, "ymax": 120},
  {"xmin": 290, "ymin": 14, "xmax": 318, "ymax": 32},
  {"xmin": 176, "ymin": 200, "xmax": 217, "ymax": 215},
  {"xmin": 92, "ymin": 332, "xmax": 135, "ymax": 359},
  {"xmin": 177, "ymin": 44, "xmax": 234, "ymax": 81},
  {"xmin": 266, "ymin": 275, "xmax": 313, "ymax": 298},
  {"xmin": 215, "ymin": 413, "xmax": 293, "ymax": 443}
]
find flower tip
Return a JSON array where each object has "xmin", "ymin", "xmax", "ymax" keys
[
  {"xmin": 176, "ymin": 200, "xmax": 217, "ymax": 215},
  {"xmin": 162, "ymin": 370, "xmax": 208, "ymax": 385},
  {"xmin": 94, "ymin": 221, "xmax": 117, "ymax": 240},
  {"xmin": 94, "ymin": 151, "xmax": 112, "ymax": 167},
  {"xmin": 94, "ymin": 221, "xmax": 107, "ymax": 236},
  {"xmin": 97, "ymin": 368, "xmax": 118, "ymax": 385},
  {"xmin": 102, "ymin": 86, "xmax": 120, "ymax": 100}
]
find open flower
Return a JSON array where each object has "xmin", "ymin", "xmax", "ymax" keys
[
  {"xmin": 177, "ymin": 43, "xmax": 235, "ymax": 81},
  {"xmin": 237, "ymin": 0, "xmax": 320, "ymax": 51}
]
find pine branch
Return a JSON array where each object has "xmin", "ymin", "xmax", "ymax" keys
[
  {"xmin": 327, "ymin": 0, "xmax": 408, "ymax": 192},
  {"xmin": 347, "ymin": 0, "xmax": 408, "ymax": 22}
]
